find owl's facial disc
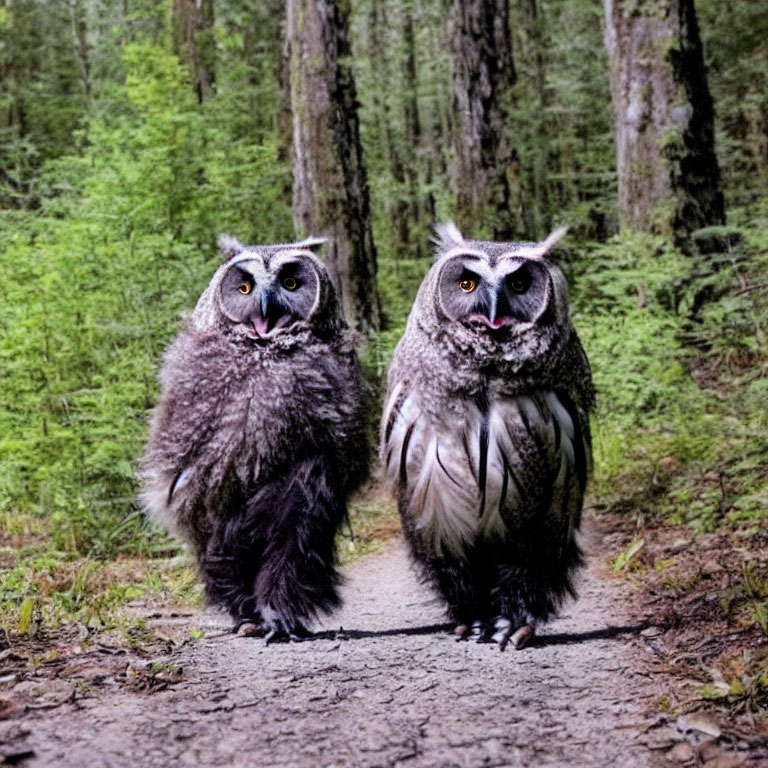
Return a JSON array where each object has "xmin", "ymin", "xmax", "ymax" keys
[
  {"xmin": 471, "ymin": 263, "xmax": 543, "ymax": 330},
  {"xmin": 437, "ymin": 255, "xmax": 549, "ymax": 331},
  {"xmin": 219, "ymin": 256, "xmax": 319, "ymax": 338}
]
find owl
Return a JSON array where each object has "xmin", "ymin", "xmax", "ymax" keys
[
  {"xmin": 381, "ymin": 223, "xmax": 594, "ymax": 649},
  {"xmin": 141, "ymin": 235, "xmax": 368, "ymax": 641}
]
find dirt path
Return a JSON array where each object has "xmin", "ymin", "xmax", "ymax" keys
[{"xmin": 2, "ymin": 525, "xmax": 754, "ymax": 767}]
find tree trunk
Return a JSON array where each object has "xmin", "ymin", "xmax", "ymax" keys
[
  {"xmin": 401, "ymin": 4, "xmax": 426, "ymax": 258},
  {"xmin": 68, "ymin": 0, "xmax": 90, "ymax": 99},
  {"xmin": 171, "ymin": 0, "xmax": 215, "ymax": 103},
  {"xmin": 603, "ymin": 0, "xmax": 724, "ymax": 241},
  {"xmin": 449, "ymin": 0, "xmax": 518, "ymax": 239},
  {"xmin": 286, "ymin": 0, "xmax": 381, "ymax": 335},
  {"xmin": 366, "ymin": 0, "xmax": 409, "ymax": 256}
]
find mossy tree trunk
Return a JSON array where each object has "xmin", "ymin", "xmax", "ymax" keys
[
  {"xmin": 449, "ymin": 0, "xmax": 518, "ymax": 239},
  {"xmin": 286, "ymin": 0, "xmax": 381, "ymax": 335},
  {"xmin": 171, "ymin": 0, "xmax": 215, "ymax": 103},
  {"xmin": 603, "ymin": 0, "xmax": 725, "ymax": 241}
]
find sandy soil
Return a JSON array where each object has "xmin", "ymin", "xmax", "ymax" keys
[{"xmin": 0, "ymin": 523, "xmax": 760, "ymax": 768}]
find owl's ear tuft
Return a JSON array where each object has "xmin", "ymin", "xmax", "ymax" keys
[
  {"xmin": 294, "ymin": 236, "xmax": 327, "ymax": 252},
  {"xmin": 525, "ymin": 226, "xmax": 569, "ymax": 260},
  {"xmin": 539, "ymin": 225, "xmax": 569, "ymax": 255},
  {"xmin": 432, "ymin": 221, "xmax": 466, "ymax": 259},
  {"xmin": 218, "ymin": 234, "xmax": 245, "ymax": 260}
]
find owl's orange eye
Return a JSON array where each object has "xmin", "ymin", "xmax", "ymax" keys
[
  {"xmin": 459, "ymin": 279, "xmax": 476, "ymax": 292},
  {"xmin": 238, "ymin": 282, "xmax": 251, "ymax": 295},
  {"xmin": 510, "ymin": 280, "xmax": 525, "ymax": 293},
  {"xmin": 282, "ymin": 277, "xmax": 298, "ymax": 291}
]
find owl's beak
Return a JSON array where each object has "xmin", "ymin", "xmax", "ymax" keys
[
  {"xmin": 484, "ymin": 285, "xmax": 513, "ymax": 330},
  {"xmin": 252, "ymin": 288, "xmax": 291, "ymax": 337},
  {"xmin": 252, "ymin": 289, "xmax": 275, "ymax": 336}
]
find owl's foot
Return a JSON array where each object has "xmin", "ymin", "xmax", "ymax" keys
[
  {"xmin": 486, "ymin": 618, "xmax": 534, "ymax": 651},
  {"xmin": 263, "ymin": 617, "xmax": 312, "ymax": 645},
  {"xmin": 234, "ymin": 616, "xmax": 310, "ymax": 643},
  {"xmin": 454, "ymin": 618, "xmax": 534, "ymax": 651},
  {"xmin": 236, "ymin": 620, "xmax": 265, "ymax": 637}
]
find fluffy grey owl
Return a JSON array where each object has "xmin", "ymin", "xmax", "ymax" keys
[
  {"xmin": 381, "ymin": 223, "xmax": 594, "ymax": 649},
  {"xmin": 141, "ymin": 235, "xmax": 368, "ymax": 641}
]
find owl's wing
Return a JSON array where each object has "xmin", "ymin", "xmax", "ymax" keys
[
  {"xmin": 139, "ymin": 335, "xmax": 222, "ymax": 538},
  {"xmin": 496, "ymin": 332, "xmax": 593, "ymax": 547}
]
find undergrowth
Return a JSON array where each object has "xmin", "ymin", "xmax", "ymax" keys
[
  {"xmin": 580, "ymin": 214, "xmax": 768, "ymax": 717},
  {"xmin": 573, "ymin": 222, "xmax": 768, "ymax": 537}
]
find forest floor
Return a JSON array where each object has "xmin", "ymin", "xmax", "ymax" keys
[{"xmin": 1, "ymin": 514, "xmax": 767, "ymax": 768}]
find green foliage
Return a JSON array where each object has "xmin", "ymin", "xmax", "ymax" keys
[
  {"xmin": 698, "ymin": 0, "xmax": 768, "ymax": 209},
  {"xmin": 0, "ymin": 32, "xmax": 291, "ymax": 558},
  {"xmin": 573, "ymin": 227, "xmax": 768, "ymax": 533}
]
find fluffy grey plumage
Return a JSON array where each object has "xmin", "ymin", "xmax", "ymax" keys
[
  {"xmin": 141, "ymin": 235, "xmax": 368, "ymax": 639},
  {"xmin": 381, "ymin": 222, "xmax": 593, "ymax": 649}
]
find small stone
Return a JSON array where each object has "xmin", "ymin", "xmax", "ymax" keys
[
  {"xmin": 236, "ymin": 622, "xmax": 262, "ymax": 637},
  {"xmin": 702, "ymin": 756, "xmax": 745, "ymax": 768},
  {"xmin": 701, "ymin": 561, "xmax": 724, "ymax": 577},
  {"xmin": 669, "ymin": 539, "xmax": 691, "ymax": 554},
  {"xmin": 667, "ymin": 742, "xmax": 695, "ymax": 762},
  {"xmin": 510, "ymin": 625, "xmax": 533, "ymax": 649},
  {"xmin": 699, "ymin": 743, "xmax": 721, "ymax": 761},
  {"xmin": 676, "ymin": 714, "xmax": 721, "ymax": 739}
]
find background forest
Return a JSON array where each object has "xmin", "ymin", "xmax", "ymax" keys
[{"xmin": 1, "ymin": 0, "xmax": 767, "ymax": 714}]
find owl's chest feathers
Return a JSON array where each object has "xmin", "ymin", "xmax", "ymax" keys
[
  {"xmin": 384, "ymin": 383, "xmax": 580, "ymax": 558},
  {"xmin": 185, "ymin": 335, "xmax": 347, "ymax": 480}
]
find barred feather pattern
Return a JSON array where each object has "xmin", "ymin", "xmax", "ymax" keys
[{"xmin": 383, "ymin": 386, "xmax": 587, "ymax": 559}]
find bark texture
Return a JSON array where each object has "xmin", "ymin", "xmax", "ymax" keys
[
  {"xmin": 172, "ymin": 0, "xmax": 216, "ymax": 103},
  {"xmin": 450, "ymin": 0, "xmax": 518, "ymax": 239},
  {"xmin": 287, "ymin": 0, "xmax": 381, "ymax": 335},
  {"xmin": 603, "ymin": 0, "xmax": 725, "ymax": 240}
]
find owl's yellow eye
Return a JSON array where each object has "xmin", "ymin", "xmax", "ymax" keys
[
  {"xmin": 459, "ymin": 279, "xmax": 476, "ymax": 293},
  {"xmin": 238, "ymin": 282, "xmax": 251, "ymax": 295},
  {"xmin": 510, "ymin": 280, "xmax": 525, "ymax": 293},
  {"xmin": 282, "ymin": 276, "xmax": 298, "ymax": 291}
]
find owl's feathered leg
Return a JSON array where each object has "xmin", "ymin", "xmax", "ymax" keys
[
  {"xmin": 200, "ymin": 454, "xmax": 344, "ymax": 641},
  {"xmin": 410, "ymin": 547, "xmax": 494, "ymax": 636},
  {"xmin": 486, "ymin": 537, "xmax": 583, "ymax": 649},
  {"xmin": 202, "ymin": 514, "xmax": 265, "ymax": 630},
  {"xmin": 248, "ymin": 453, "xmax": 344, "ymax": 641}
]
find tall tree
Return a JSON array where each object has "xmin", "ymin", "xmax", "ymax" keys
[
  {"xmin": 698, "ymin": 0, "xmax": 768, "ymax": 206},
  {"xmin": 68, "ymin": 0, "xmax": 91, "ymax": 99},
  {"xmin": 365, "ymin": 0, "xmax": 409, "ymax": 254},
  {"xmin": 171, "ymin": 0, "xmax": 215, "ymax": 103},
  {"xmin": 603, "ymin": 0, "xmax": 725, "ymax": 241},
  {"xmin": 286, "ymin": 0, "xmax": 381, "ymax": 335},
  {"xmin": 0, "ymin": 0, "xmax": 89, "ymax": 208},
  {"xmin": 449, "ymin": 0, "xmax": 518, "ymax": 239}
]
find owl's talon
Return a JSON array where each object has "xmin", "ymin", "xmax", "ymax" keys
[
  {"xmin": 236, "ymin": 620, "xmax": 266, "ymax": 637},
  {"xmin": 509, "ymin": 624, "xmax": 534, "ymax": 650},
  {"xmin": 454, "ymin": 624, "xmax": 470, "ymax": 640},
  {"xmin": 490, "ymin": 616, "xmax": 514, "ymax": 649},
  {"xmin": 263, "ymin": 618, "xmax": 310, "ymax": 645}
]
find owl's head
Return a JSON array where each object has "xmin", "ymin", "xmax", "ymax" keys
[
  {"xmin": 430, "ymin": 222, "xmax": 570, "ymax": 333},
  {"xmin": 192, "ymin": 235, "xmax": 341, "ymax": 340},
  {"xmin": 412, "ymin": 222, "xmax": 572, "ymax": 369}
]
